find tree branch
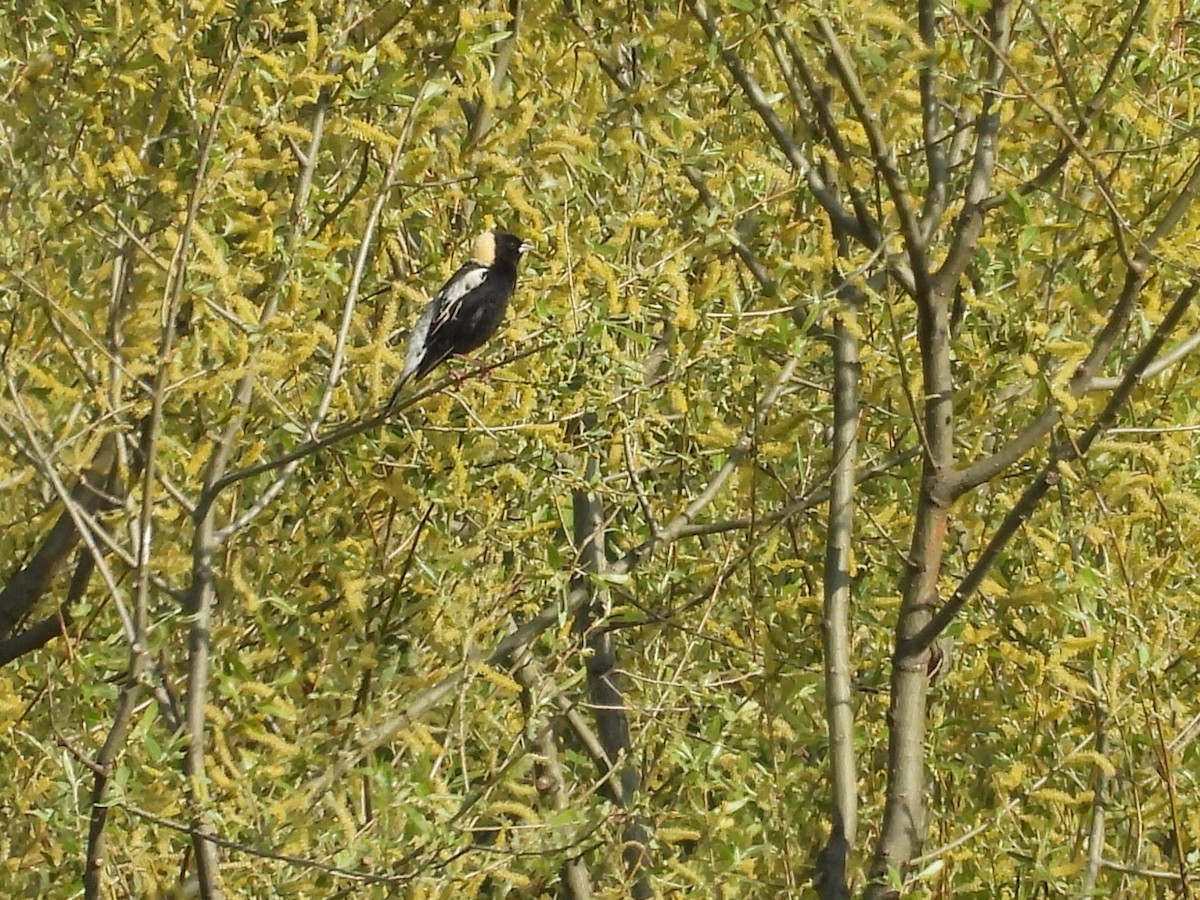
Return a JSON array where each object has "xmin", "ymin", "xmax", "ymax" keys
[
  {"xmin": 816, "ymin": 18, "xmax": 932, "ymax": 298},
  {"xmin": 0, "ymin": 432, "xmax": 120, "ymax": 640},
  {"xmin": 918, "ymin": 279, "xmax": 1198, "ymax": 648},
  {"xmin": 569, "ymin": 449, "xmax": 652, "ymax": 898},
  {"xmin": 917, "ymin": 0, "xmax": 948, "ymax": 238},
  {"xmin": 816, "ymin": 285, "xmax": 861, "ymax": 900},
  {"xmin": 685, "ymin": 0, "xmax": 869, "ymax": 247},
  {"xmin": 464, "ymin": 0, "xmax": 522, "ymax": 149},
  {"xmin": 931, "ymin": 0, "xmax": 1013, "ymax": 299},
  {"xmin": 682, "ymin": 165, "xmax": 775, "ymax": 295},
  {"xmin": 1087, "ymin": 330, "xmax": 1200, "ymax": 392},
  {"xmin": 0, "ymin": 547, "xmax": 90, "ymax": 667},
  {"xmin": 614, "ymin": 354, "xmax": 798, "ymax": 576},
  {"xmin": 510, "ymin": 649, "xmax": 594, "ymax": 899},
  {"xmin": 980, "ymin": 0, "xmax": 1152, "ymax": 211},
  {"xmin": 205, "ymin": 341, "xmax": 549, "ymax": 495},
  {"xmin": 947, "ymin": 138, "xmax": 1200, "ymax": 498},
  {"xmin": 1, "ymin": 399, "xmax": 134, "ymax": 645},
  {"xmin": 762, "ymin": 15, "xmax": 877, "ymax": 236}
]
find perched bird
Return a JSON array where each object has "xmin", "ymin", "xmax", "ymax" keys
[{"xmin": 394, "ymin": 229, "xmax": 531, "ymax": 392}]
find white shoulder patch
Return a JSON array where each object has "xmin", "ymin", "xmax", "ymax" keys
[
  {"xmin": 435, "ymin": 267, "xmax": 489, "ymax": 323},
  {"xmin": 398, "ymin": 265, "xmax": 490, "ymax": 383}
]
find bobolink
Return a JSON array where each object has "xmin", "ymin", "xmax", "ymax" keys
[{"xmin": 395, "ymin": 229, "xmax": 531, "ymax": 391}]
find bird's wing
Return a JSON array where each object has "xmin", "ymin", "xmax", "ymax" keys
[
  {"xmin": 399, "ymin": 300, "xmax": 436, "ymax": 384},
  {"xmin": 430, "ymin": 263, "xmax": 489, "ymax": 331},
  {"xmin": 398, "ymin": 262, "xmax": 489, "ymax": 385}
]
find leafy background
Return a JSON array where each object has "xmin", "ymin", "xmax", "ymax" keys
[{"xmin": 2, "ymin": 1, "xmax": 1199, "ymax": 897}]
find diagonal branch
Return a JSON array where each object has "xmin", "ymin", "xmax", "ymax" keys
[
  {"xmin": 0, "ymin": 432, "xmax": 121, "ymax": 640},
  {"xmin": 2, "ymin": 398, "xmax": 134, "ymax": 645},
  {"xmin": 0, "ymin": 546, "xmax": 92, "ymax": 667},
  {"xmin": 762, "ymin": 14, "xmax": 877, "ymax": 235},
  {"xmin": 682, "ymin": 165, "xmax": 775, "ymax": 294},
  {"xmin": 685, "ymin": 0, "xmax": 869, "ymax": 246},
  {"xmin": 931, "ymin": 0, "xmax": 1014, "ymax": 298},
  {"xmin": 918, "ymin": 278, "xmax": 1198, "ymax": 648},
  {"xmin": 947, "ymin": 144, "xmax": 1200, "ymax": 499},
  {"xmin": 815, "ymin": 17, "xmax": 932, "ymax": 299},
  {"xmin": 614, "ymin": 354, "xmax": 798, "ymax": 576},
  {"xmin": 205, "ymin": 340, "xmax": 550, "ymax": 495},
  {"xmin": 1087, "ymin": 330, "xmax": 1200, "ymax": 392}
]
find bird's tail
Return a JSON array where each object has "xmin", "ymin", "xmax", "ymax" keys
[{"xmin": 386, "ymin": 372, "xmax": 413, "ymax": 410}]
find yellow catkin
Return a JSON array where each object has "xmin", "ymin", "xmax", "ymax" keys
[
  {"xmin": 304, "ymin": 12, "xmax": 319, "ymax": 63},
  {"xmin": 471, "ymin": 661, "xmax": 523, "ymax": 694},
  {"xmin": 1069, "ymin": 749, "xmax": 1118, "ymax": 778},
  {"xmin": 665, "ymin": 857, "xmax": 704, "ymax": 886},
  {"xmin": 1030, "ymin": 788, "xmax": 1083, "ymax": 807},
  {"xmin": 326, "ymin": 791, "xmax": 359, "ymax": 846},
  {"xmin": 488, "ymin": 800, "xmax": 540, "ymax": 824},
  {"xmin": 491, "ymin": 870, "xmax": 531, "ymax": 889},
  {"xmin": 659, "ymin": 828, "xmax": 702, "ymax": 845},
  {"xmin": 245, "ymin": 728, "xmax": 300, "ymax": 759},
  {"xmin": 342, "ymin": 118, "xmax": 400, "ymax": 149}
]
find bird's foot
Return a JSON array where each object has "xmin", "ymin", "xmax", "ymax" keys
[{"xmin": 448, "ymin": 354, "xmax": 491, "ymax": 384}]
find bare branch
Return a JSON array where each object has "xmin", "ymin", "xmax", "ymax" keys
[
  {"xmin": 681, "ymin": 165, "xmax": 775, "ymax": 294},
  {"xmin": 1088, "ymin": 330, "xmax": 1200, "ymax": 392},
  {"xmin": 1100, "ymin": 859, "xmax": 1187, "ymax": 883},
  {"xmin": 932, "ymin": 0, "xmax": 1014, "ymax": 299},
  {"xmin": 685, "ymin": 0, "xmax": 869, "ymax": 246},
  {"xmin": 816, "ymin": 291, "xmax": 861, "ymax": 899},
  {"xmin": 919, "ymin": 279, "xmax": 1198, "ymax": 648},
  {"xmin": 917, "ymin": 0, "xmax": 948, "ymax": 237},
  {"xmin": 117, "ymin": 804, "xmax": 415, "ymax": 885},
  {"xmin": 816, "ymin": 18, "xmax": 932, "ymax": 297}
]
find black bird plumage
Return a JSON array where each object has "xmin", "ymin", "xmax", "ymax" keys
[{"xmin": 396, "ymin": 229, "xmax": 529, "ymax": 390}]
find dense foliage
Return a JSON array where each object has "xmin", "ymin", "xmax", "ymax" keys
[{"xmin": 2, "ymin": 1, "xmax": 1199, "ymax": 897}]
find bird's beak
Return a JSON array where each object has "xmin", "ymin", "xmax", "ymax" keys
[{"xmin": 520, "ymin": 241, "xmax": 536, "ymax": 255}]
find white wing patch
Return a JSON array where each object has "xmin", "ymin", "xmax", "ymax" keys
[{"xmin": 400, "ymin": 301, "xmax": 436, "ymax": 383}]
